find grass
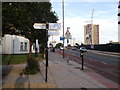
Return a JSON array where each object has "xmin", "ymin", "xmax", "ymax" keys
[{"xmin": 2, "ymin": 53, "xmax": 44, "ymax": 65}]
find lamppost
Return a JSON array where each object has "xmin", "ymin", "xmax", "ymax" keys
[{"xmin": 62, "ymin": 0, "xmax": 65, "ymax": 58}]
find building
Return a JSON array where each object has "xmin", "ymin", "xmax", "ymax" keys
[
  {"xmin": 118, "ymin": 1, "xmax": 120, "ymax": 24},
  {"xmin": 0, "ymin": 34, "xmax": 39, "ymax": 54},
  {"xmin": 118, "ymin": 1, "xmax": 120, "ymax": 38},
  {"xmin": 84, "ymin": 24, "xmax": 99, "ymax": 45}
]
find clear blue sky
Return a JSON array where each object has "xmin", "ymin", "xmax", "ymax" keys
[{"xmin": 49, "ymin": 1, "xmax": 118, "ymax": 45}]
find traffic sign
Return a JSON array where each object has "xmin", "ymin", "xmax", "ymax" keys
[
  {"xmin": 49, "ymin": 23, "xmax": 61, "ymax": 30},
  {"xmin": 33, "ymin": 23, "xmax": 46, "ymax": 29},
  {"xmin": 33, "ymin": 23, "xmax": 61, "ymax": 31},
  {"xmin": 60, "ymin": 37, "xmax": 65, "ymax": 40},
  {"xmin": 65, "ymin": 28, "xmax": 72, "ymax": 39},
  {"xmin": 48, "ymin": 31, "xmax": 60, "ymax": 36}
]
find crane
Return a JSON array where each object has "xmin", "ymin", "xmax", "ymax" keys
[
  {"xmin": 91, "ymin": 9, "xmax": 94, "ymax": 44},
  {"xmin": 91, "ymin": 9, "xmax": 94, "ymax": 25}
]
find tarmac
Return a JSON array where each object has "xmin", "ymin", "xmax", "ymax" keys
[{"xmin": 1, "ymin": 51, "xmax": 119, "ymax": 89}]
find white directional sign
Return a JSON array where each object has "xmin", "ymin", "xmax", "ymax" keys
[
  {"xmin": 48, "ymin": 31, "xmax": 60, "ymax": 36},
  {"xmin": 33, "ymin": 23, "xmax": 46, "ymax": 29},
  {"xmin": 49, "ymin": 23, "xmax": 61, "ymax": 30},
  {"xmin": 33, "ymin": 23, "xmax": 61, "ymax": 31}
]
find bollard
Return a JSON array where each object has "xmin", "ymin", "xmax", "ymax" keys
[{"xmin": 80, "ymin": 51, "xmax": 84, "ymax": 70}]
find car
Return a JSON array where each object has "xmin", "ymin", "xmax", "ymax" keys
[
  {"xmin": 79, "ymin": 47, "xmax": 87, "ymax": 52},
  {"xmin": 60, "ymin": 46, "xmax": 64, "ymax": 50},
  {"xmin": 72, "ymin": 47, "xmax": 77, "ymax": 50}
]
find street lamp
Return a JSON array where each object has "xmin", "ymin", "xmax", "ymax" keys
[{"xmin": 62, "ymin": 0, "xmax": 65, "ymax": 58}]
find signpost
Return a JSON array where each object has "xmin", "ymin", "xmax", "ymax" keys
[
  {"xmin": 33, "ymin": 22, "xmax": 60, "ymax": 82},
  {"xmin": 65, "ymin": 27, "xmax": 72, "ymax": 63}
]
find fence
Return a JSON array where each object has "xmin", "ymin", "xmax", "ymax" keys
[{"xmin": 82, "ymin": 44, "xmax": 120, "ymax": 53}]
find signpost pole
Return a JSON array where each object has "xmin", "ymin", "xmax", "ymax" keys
[
  {"xmin": 45, "ymin": 23, "xmax": 48, "ymax": 82},
  {"xmin": 33, "ymin": 22, "xmax": 61, "ymax": 82}
]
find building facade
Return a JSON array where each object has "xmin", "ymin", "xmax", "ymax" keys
[
  {"xmin": 84, "ymin": 24, "xmax": 99, "ymax": 45},
  {"xmin": 118, "ymin": 1, "xmax": 120, "ymax": 40},
  {"xmin": 0, "ymin": 34, "xmax": 39, "ymax": 54}
]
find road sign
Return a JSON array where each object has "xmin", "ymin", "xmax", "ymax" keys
[
  {"xmin": 60, "ymin": 37, "xmax": 65, "ymax": 40},
  {"xmin": 33, "ymin": 23, "xmax": 61, "ymax": 31},
  {"xmin": 65, "ymin": 28, "xmax": 72, "ymax": 39},
  {"xmin": 33, "ymin": 23, "xmax": 46, "ymax": 29},
  {"xmin": 49, "ymin": 23, "xmax": 61, "ymax": 30},
  {"xmin": 48, "ymin": 31, "xmax": 60, "ymax": 36}
]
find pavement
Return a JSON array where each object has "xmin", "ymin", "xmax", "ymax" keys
[{"xmin": 1, "ymin": 51, "xmax": 119, "ymax": 89}]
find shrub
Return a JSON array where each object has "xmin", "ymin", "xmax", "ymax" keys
[{"xmin": 23, "ymin": 55, "xmax": 40, "ymax": 75}]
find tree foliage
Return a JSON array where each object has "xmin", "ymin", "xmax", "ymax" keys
[
  {"xmin": 2, "ymin": 2, "xmax": 58, "ymax": 51},
  {"xmin": 55, "ymin": 43, "xmax": 63, "ymax": 48}
]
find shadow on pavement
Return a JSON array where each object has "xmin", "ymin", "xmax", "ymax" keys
[
  {"xmin": 2, "ymin": 65, "xmax": 13, "ymax": 80},
  {"xmin": 14, "ymin": 73, "xmax": 30, "ymax": 88}
]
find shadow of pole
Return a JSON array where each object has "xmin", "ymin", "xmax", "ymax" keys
[
  {"xmin": 14, "ymin": 73, "xmax": 30, "ymax": 88},
  {"xmin": 2, "ymin": 65, "xmax": 13, "ymax": 83}
]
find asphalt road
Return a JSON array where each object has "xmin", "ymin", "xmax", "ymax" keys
[
  {"xmin": 57, "ymin": 49, "xmax": 119, "ymax": 84},
  {"xmin": 65, "ymin": 49, "xmax": 119, "ymax": 66}
]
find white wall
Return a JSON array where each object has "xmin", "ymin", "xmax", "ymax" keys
[
  {"xmin": 2, "ymin": 34, "xmax": 30, "ymax": 54},
  {"xmin": 3, "ymin": 34, "xmax": 13, "ymax": 54},
  {"xmin": 13, "ymin": 35, "xmax": 29, "ymax": 54}
]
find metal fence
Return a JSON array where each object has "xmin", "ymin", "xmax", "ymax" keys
[{"xmin": 82, "ymin": 44, "xmax": 120, "ymax": 53}]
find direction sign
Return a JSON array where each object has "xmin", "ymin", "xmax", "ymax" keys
[
  {"xmin": 33, "ymin": 23, "xmax": 46, "ymax": 29},
  {"xmin": 49, "ymin": 23, "xmax": 61, "ymax": 30},
  {"xmin": 48, "ymin": 31, "xmax": 60, "ymax": 36},
  {"xmin": 33, "ymin": 23, "xmax": 61, "ymax": 31}
]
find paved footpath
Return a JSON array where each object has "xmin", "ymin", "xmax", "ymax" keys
[{"xmin": 2, "ymin": 51, "xmax": 119, "ymax": 89}]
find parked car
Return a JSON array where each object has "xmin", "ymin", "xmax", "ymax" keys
[
  {"xmin": 72, "ymin": 47, "xmax": 77, "ymax": 50},
  {"xmin": 60, "ymin": 46, "xmax": 64, "ymax": 50},
  {"xmin": 79, "ymin": 47, "xmax": 87, "ymax": 52}
]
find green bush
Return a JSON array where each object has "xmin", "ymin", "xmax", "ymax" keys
[{"xmin": 23, "ymin": 55, "xmax": 40, "ymax": 75}]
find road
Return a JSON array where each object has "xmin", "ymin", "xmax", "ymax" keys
[
  {"xmin": 65, "ymin": 49, "xmax": 119, "ymax": 66},
  {"xmin": 56, "ymin": 49, "xmax": 119, "ymax": 85}
]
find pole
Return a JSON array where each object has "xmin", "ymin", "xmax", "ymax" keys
[
  {"xmin": 45, "ymin": 23, "xmax": 48, "ymax": 82},
  {"xmin": 62, "ymin": 0, "xmax": 65, "ymax": 58},
  {"xmin": 80, "ymin": 52, "xmax": 84, "ymax": 70},
  {"xmin": 81, "ymin": 55, "xmax": 84, "ymax": 70}
]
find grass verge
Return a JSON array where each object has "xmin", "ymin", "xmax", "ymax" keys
[{"xmin": 2, "ymin": 53, "xmax": 44, "ymax": 65}]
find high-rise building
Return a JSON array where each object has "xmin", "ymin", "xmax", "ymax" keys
[
  {"xmin": 118, "ymin": 1, "xmax": 120, "ymax": 44},
  {"xmin": 84, "ymin": 24, "xmax": 99, "ymax": 45},
  {"xmin": 118, "ymin": 1, "xmax": 120, "ymax": 27}
]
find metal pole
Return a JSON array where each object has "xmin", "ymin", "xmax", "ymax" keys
[
  {"xmin": 81, "ymin": 55, "xmax": 84, "ymax": 70},
  {"xmin": 62, "ymin": 0, "xmax": 65, "ymax": 58},
  {"xmin": 81, "ymin": 52, "xmax": 84, "ymax": 70},
  {"xmin": 45, "ymin": 23, "xmax": 48, "ymax": 82}
]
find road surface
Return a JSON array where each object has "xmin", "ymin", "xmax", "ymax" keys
[{"xmin": 56, "ymin": 49, "xmax": 119, "ymax": 85}]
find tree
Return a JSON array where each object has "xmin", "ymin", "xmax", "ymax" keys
[
  {"xmin": 2, "ymin": 2, "xmax": 58, "ymax": 53},
  {"xmin": 55, "ymin": 43, "xmax": 63, "ymax": 48}
]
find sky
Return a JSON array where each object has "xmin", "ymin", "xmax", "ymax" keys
[{"xmin": 49, "ymin": 0, "xmax": 118, "ymax": 46}]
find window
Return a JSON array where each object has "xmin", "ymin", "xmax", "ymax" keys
[
  {"xmin": 20, "ymin": 42, "xmax": 23, "ymax": 51},
  {"xmin": 33, "ymin": 43, "xmax": 35, "ymax": 50},
  {"xmin": 24, "ymin": 42, "xmax": 27, "ymax": 51}
]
